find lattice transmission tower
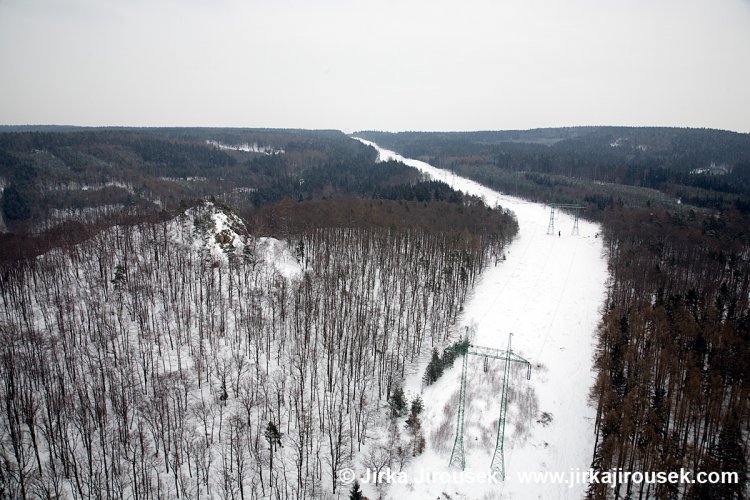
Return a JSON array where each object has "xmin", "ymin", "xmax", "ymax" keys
[
  {"xmin": 446, "ymin": 334, "xmax": 531, "ymax": 479},
  {"xmin": 547, "ymin": 203, "xmax": 586, "ymax": 236}
]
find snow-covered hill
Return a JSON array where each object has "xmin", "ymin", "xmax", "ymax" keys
[{"xmin": 356, "ymin": 139, "xmax": 609, "ymax": 499}]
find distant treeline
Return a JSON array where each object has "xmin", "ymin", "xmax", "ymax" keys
[
  {"xmin": 244, "ymin": 197, "xmax": 516, "ymax": 244},
  {"xmin": 357, "ymin": 127, "xmax": 750, "ymax": 213}
]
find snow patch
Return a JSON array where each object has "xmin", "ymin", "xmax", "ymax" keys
[
  {"xmin": 255, "ymin": 237, "xmax": 303, "ymax": 279},
  {"xmin": 44, "ymin": 180, "xmax": 136, "ymax": 193},
  {"xmin": 159, "ymin": 176, "xmax": 208, "ymax": 183},
  {"xmin": 690, "ymin": 162, "xmax": 729, "ymax": 176},
  {"xmin": 206, "ymin": 140, "xmax": 284, "ymax": 155}
]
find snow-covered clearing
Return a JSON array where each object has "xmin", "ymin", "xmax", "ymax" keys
[{"xmin": 355, "ymin": 139, "xmax": 609, "ymax": 499}]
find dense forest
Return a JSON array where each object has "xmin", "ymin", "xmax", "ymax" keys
[
  {"xmin": 590, "ymin": 207, "xmax": 749, "ymax": 499},
  {"xmin": 356, "ymin": 129, "xmax": 750, "ymax": 499},
  {"xmin": 0, "ymin": 127, "xmax": 519, "ymax": 498}
]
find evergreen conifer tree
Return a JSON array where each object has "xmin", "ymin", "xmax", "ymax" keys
[
  {"xmin": 349, "ymin": 479, "xmax": 363, "ymax": 500},
  {"xmin": 389, "ymin": 385, "xmax": 407, "ymax": 417}
]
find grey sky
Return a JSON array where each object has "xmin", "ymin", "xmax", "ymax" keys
[{"xmin": 1, "ymin": 0, "xmax": 749, "ymax": 132}]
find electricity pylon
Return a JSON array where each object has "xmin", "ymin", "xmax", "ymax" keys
[
  {"xmin": 448, "ymin": 344, "xmax": 469, "ymax": 469},
  {"xmin": 547, "ymin": 203, "xmax": 586, "ymax": 236},
  {"xmin": 446, "ymin": 335, "xmax": 531, "ymax": 479}
]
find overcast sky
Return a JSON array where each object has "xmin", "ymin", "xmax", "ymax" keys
[{"xmin": 1, "ymin": 0, "xmax": 748, "ymax": 132}]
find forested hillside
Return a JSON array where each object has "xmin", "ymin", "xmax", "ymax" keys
[
  {"xmin": 0, "ymin": 127, "xmax": 519, "ymax": 498},
  {"xmin": 0, "ymin": 128, "xmax": 464, "ymax": 261},
  {"xmin": 0, "ymin": 127, "xmax": 413, "ymax": 236},
  {"xmin": 0, "ymin": 198, "xmax": 516, "ymax": 498},
  {"xmin": 356, "ymin": 129, "xmax": 750, "ymax": 499}
]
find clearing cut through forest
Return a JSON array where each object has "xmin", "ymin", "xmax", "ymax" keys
[{"xmin": 356, "ymin": 139, "xmax": 609, "ymax": 499}]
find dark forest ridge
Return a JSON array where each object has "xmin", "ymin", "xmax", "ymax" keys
[
  {"xmin": 3, "ymin": 124, "xmax": 750, "ymax": 239},
  {"xmin": 355, "ymin": 127, "xmax": 750, "ymax": 166},
  {"xmin": 0, "ymin": 126, "xmax": 511, "ymax": 260},
  {"xmin": 355, "ymin": 128, "xmax": 750, "ymax": 215}
]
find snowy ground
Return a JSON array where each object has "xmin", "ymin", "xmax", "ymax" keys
[{"xmin": 354, "ymin": 139, "xmax": 609, "ymax": 499}]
